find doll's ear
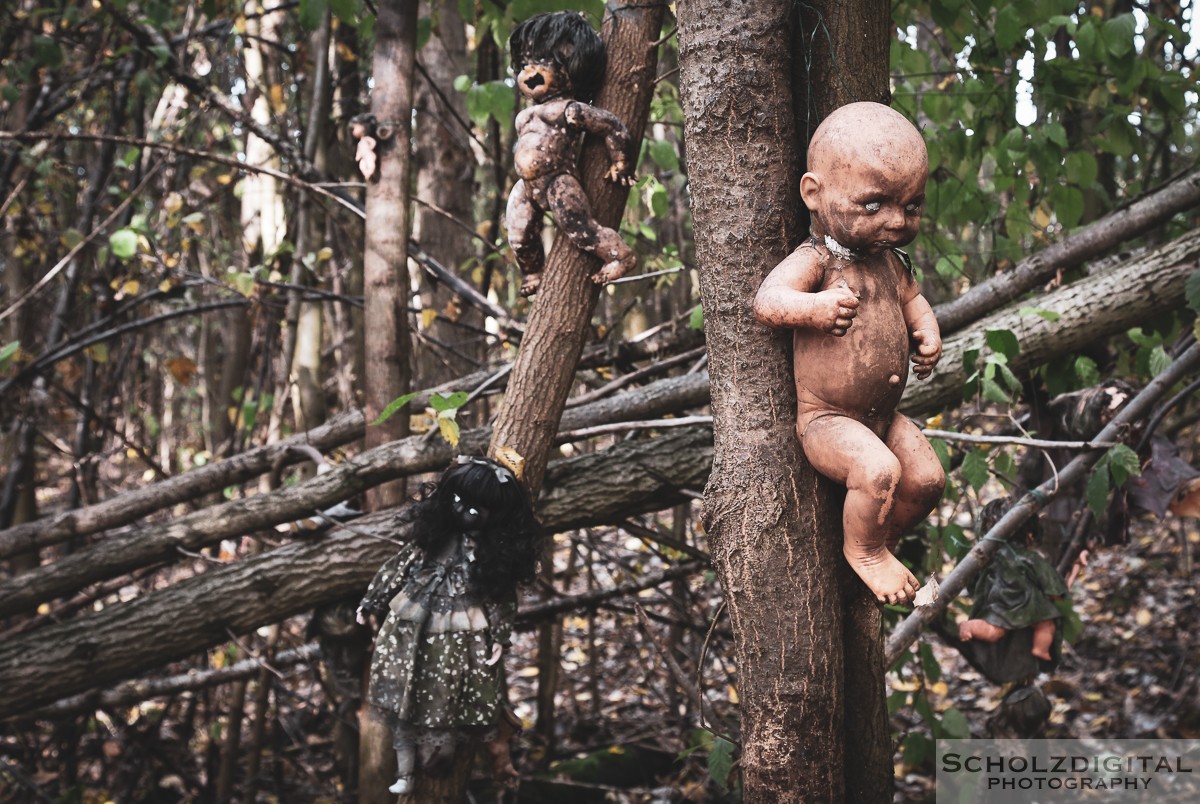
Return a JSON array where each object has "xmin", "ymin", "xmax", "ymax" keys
[{"xmin": 799, "ymin": 172, "xmax": 821, "ymax": 213}]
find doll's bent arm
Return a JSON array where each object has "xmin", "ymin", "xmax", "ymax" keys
[
  {"xmin": 357, "ymin": 544, "xmax": 416, "ymax": 622},
  {"xmin": 902, "ymin": 290, "xmax": 941, "ymax": 379},
  {"xmin": 753, "ymin": 252, "xmax": 859, "ymax": 334},
  {"xmin": 565, "ymin": 101, "xmax": 630, "ymax": 179}
]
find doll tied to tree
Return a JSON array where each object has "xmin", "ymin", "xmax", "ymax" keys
[
  {"xmin": 357, "ymin": 454, "xmax": 543, "ymax": 795},
  {"xmin": 753, "ymin": 101, "xmax": 946, "ymax": 606},
  {"xmin": 505, "ymin": 11, "xmax": 637, "ymax": 297}
]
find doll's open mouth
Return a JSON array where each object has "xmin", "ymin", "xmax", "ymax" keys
[{"xmin": 523, "ymin": 73, "xmax": 545, "ymax": 90}]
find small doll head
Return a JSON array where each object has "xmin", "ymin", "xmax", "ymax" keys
[
  {"xmin": 409, "ymin": 456, "xmax": 544, "ymax": 600},
  {"xmin": 509, "ymin": 11, "xmax": 607, "ymax": 104},
  {"xmin": 800, "ymin": 101, "xmax": 927, "ymax": 256}
]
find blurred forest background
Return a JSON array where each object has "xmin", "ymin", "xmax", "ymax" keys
[{"xmin": 1, "ymin": 0, "xmax": 1199, "ymax": 801}]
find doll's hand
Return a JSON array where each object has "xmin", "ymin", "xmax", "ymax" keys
[
  {"xmin": 814, "ymin": 280, "xmax": 860, "ymax": 336},
  {"xmin": 486, "ymin": 643, "xmax": 503, "ymax": 666},
  {"xmin": 355, "ymin": 606, "xmax": 367, "ymax": 626},
  {"xmin": 604, "ymin": 161, "xmax": 634, "ymax": 187},
  {"xmin": 910, "ymin": 329, "xmax": 942, "ymax": 379}
]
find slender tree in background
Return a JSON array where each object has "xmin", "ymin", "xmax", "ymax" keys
[
  {"xmin": 678, "ymin": 0, "xmax": 892, "ymax": 798},
  {"xmin": 359, "ymin": 1, "xmax": 419, "ymax": 800}
]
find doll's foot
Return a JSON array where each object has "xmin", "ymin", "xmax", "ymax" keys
[
  {"xmin": 519, "ymin": 273, "xmax": 542, "ymax": 297},
  {"xmin": 845, "ymin": 547, "xmax": 919, "ymax": 605},
  {"xmin": 592, "ymin": 259, "xmax": 627, "ymax": 285},
  {"xmin": 388, "ymin": 775, "xmax": 412, "ymax": 794}
]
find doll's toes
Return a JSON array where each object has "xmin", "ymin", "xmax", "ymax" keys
[{"xmin": 519, "ymin": 273, "xmax": 542, "ymax": 297}]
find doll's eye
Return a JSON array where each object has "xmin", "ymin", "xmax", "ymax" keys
[
  {"xmin": 863, "ymin": 201, "xmax": 881, "ymax": 213},
  {"xmin": 905, "ymin": 200, "xmax": 923, "ymax": 213},
  {"xmin": 468, "ymin": 507, "xmax": 479, "ymax": 517},
  {"xmin": 453, "ymin": 494, "xmax": 462, "ymax": 504}
]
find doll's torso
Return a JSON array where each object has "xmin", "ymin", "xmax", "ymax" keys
[
  {"xmin": 792, "ymin": 249, "xmax": 911, "ymax": 427},
  {"xmin": 513, "ymin": 97, "xmax": 580, "ymax": 182}
]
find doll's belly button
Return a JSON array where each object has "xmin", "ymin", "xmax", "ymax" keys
[{"xmin": 888, "ymin": 374, "xmax": 901, "ymax": 386}]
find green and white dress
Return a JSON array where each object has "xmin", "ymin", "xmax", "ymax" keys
[{"xmin": 360, "ymin": 535, "xmax": 515, "ymax": 731}]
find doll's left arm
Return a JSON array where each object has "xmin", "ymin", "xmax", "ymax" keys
[
  {"xmin": 565, "ymin": 101, "xmax": 631, "ymax": 182},
  {"xmin": 484, "ymin": 596, "xmax": 518, "ymax": 650},
  {"xmin": 357, "ymin": 544, "xmax": 417, "ymax": 623},
  {"xmin": 900, "ymin": 272, "xmax": 941, "ymax": 380}
]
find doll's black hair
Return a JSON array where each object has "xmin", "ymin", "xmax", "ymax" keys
[
  {"xmin": 509, "ymin": 11, "xmax": 607, "ymax": 103},
  {"xmin": 406, "ymin": 458, "xmax": 544, "ymax": 602}
]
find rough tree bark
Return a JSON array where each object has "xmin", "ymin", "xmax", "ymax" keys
[{"xmin": 679, "ymin": 0, "xmax": 893, "ymax": 799}]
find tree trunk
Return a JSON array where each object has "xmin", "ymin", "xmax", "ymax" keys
[
  {"xmin": 679, "ymin": 0, "xmax": 893, "ymax": 798},
  {"xmin": 362, "ymin": 0, "xmax": 418, "ymax": 513},
  {"xmin": 412, "ymin": 0, "xmax": 479, "ymax": 387},
  {"xmin": 678, "ymin": 1, "xmax": 842, "ymax": 799}
]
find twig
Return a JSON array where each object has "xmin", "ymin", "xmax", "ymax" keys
[
  {"xmin": 566, "ymin": 345, "xmax": 708, "ymax": 407},
  {"xmin": 557, "ymin": 415, "xmax": 713, "ymax": 442},
  {"xmin": 922, "ymin": 428, "xmax": 1117, "ymax": 450},
  {"xmin": 516, "ymin": 560, "xmax": 705, "ymax": 626},
  {"xmin": 608, "ymin": 266, "xmax": 687, "ymax": 285},
  {"xmin": 884, "ymin": 341, "xmax": 1200, "ymax": 666},
  {"xmin": 633, "ymin": 602, "xmax": 707, "ymax": 719}
]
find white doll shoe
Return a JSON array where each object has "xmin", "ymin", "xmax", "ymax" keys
[{"xmin": 388, "ymin": 776, "xmax": 411, "ymax": 794}]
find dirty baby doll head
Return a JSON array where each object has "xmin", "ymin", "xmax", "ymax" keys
[
  {"xmin": 509, "ymin": 11, "xmax": 607, "ymax": 104},
  {"xmin": 801, "ymin": 101, "xmax": 928, "ymax": 259}
]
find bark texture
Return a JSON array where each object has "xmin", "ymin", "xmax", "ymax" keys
[{"xmin": 678, "ymin": 1, "xmax": 844, "ymax": 799}]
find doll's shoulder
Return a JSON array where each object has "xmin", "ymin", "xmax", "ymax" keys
[{"xmin": 764, "ymin": 241, "xmax": 825, "ymax": 288}]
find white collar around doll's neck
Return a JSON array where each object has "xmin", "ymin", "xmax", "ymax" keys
[{"xmin": 822, "ymin": 234, "xmax": 859, "ymax": 261}]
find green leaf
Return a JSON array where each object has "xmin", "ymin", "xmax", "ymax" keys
[
  {"xmin": 109, "ymin": 229, "xmax": 139, "ymax": 260},
  {"xmin": 919, "ymin": 642, "xmax": 942, "ymax": 683},
  {"xmin": 1086, "ymin": 463, "xmax": 1111, "ymax": 518},
  {"xmin": 994, "ymin": 5, "xmax": 1024, "ymax": 51},
  {"xmin": 298, "ymin": 0, "xmax": 326, "ymax": 29},
  {"xmin": 707, "ymin": 735, "xmax": 736, "ymax": 789},
  {"xmin": 689, "ymin": 303, "xmax": 704, "ymax": 330},
  {"xmin": 1102, "ymin": 13, "xmax": 1136, "ymax": 58},
  {"xmin": 938, "ymin": 707, "xmax": 971, "ymax": 739},
  {"xmin": 1186, "ymin": 269, "xmax": 1200, "ymax": 314},
  {"xmin": 648, "ymin": 138, "xmax": 679, "ymax": 172},
  {"xmin": 1065, "ymin": 151, "xmax": 1099, "ymax": 188},
  {"xmin": 1051, "ymin": 184, "xmax": 1084, "ymax": 229},
  {"xmin": 372, "ymin": 391, "xmax": 419, "ymax": 426},
  {"xmin": 0, "ymin": 340, "xmax": 19, "ymax": 372},
  {"xmin": 429, "ymin": 391, "xmax": 468, "ymax": 412},
  {"xmin": 329, "ymin": 0, "xmax": 357, "ymax": 24},
  {"xmin": 985, "ymin": 328, "xmax": 1020, "ymax": 359},
  {"xmin": 929, "ymin": 438, "xmax": 951, "ymax": 473},
  {"xmin": 901, "ymin": 732, "xmax": 935, "ymax": 769},
  {"xmin": 1075, "ymin": 355, "xmax": 1100, "ymax": 387},
  {"xmin": 32, "ymin": 36, "xmax": 63, "ymax": 68},
  {"xmin": 935, "ymin": 254, "xmax": 965, "ymax": 279},
  {"xmin": 981, "ymin": 376, "xmax": 1011, "ymax": 404},
  {"xmin": 1148, "ymin": 345, "xmax": 1172, "ymax": 378},
  {"xmin": 961, "ymin": 449, "xmax": 990, "ymax": 492},
  {"xmin": 943, "ymin": 524, "xmax": 970, "ymax": 559},
  {"xmin": 1105, "ymin": 444, "xmax": 1141, "ymax": 487},
  {"xmin": 1054, "ymin": 596, "xmax": 1083, "ymax": 644}
]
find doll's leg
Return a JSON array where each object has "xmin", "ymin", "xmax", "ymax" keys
[
  {"xmin": 958, "ymin": 618, "xmax": 1007, "ymax": 643},
  {"xmin": 545, "ymin": 175, "xmax": 635, "ymax": 283},
  {"xmin": 883, "ymin": 413, "xmax": 946, "ymax": 549},
  {"xmin": 505, "ymin": 179, "xmax": 546, "ymax": 295},
  {"xmin": 388, "ymin": 721, "xmax": 417, "ymax": 794},
  {"xmin": 802, "ymin": 414, "xmax": 920, "ymax": 605},
  {"xmin": 483, "ymin": 708, "xmax": 521, "ymax": 789},
  {"xmin": 1031, "ymin": 619, "xmax": 1055, "ymax": 660}
]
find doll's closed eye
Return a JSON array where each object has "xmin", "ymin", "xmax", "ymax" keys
[{"xmin": 863, "ymin": 201, "xmax": 881, "ymax": 213}]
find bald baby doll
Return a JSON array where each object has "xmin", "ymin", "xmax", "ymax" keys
[{"xmin": 753, "ymin": 102, "xmax": 945, "ymax": 606}]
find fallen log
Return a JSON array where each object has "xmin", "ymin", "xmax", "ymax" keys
[
  {"xmin": 0, "ymin": 372, "xmax": 710, "ymax": 617},
  {"xmin": 0, "ymin": 426, "xmax": 713, "ymax": 718},
  {"xmin": 934, "ymin": 167, "xmax": 1200, "ymax": 335},
  {"xmin": 902, "ymin": 226, "xmax": 1200, "ymax": 415}
]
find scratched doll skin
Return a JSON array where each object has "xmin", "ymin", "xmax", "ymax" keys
[{"xmin": 753, "ymin": 101, "xmax": 945, "ymax": 606}]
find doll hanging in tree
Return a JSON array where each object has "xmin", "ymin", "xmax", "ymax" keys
[
  {"xmin": 753, "ymin": 101, "xmax": 946, "ymax": 605},
  {"xmin": 505, "ymin": 10, "xmax": 637, "ymax": 296},
  {"xmin": 357, "ymin": 453, "xmax": 543, "ymax": 794}
]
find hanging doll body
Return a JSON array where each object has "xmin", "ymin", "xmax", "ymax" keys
[
  {"xmin": 357, "ymin": 456, "xmax": 542, "ymax": 795},
  {"xmin": 752, "ymin": 102, "xmax": 946, "ymax": 606},
  {"xmin": 505, "ymin": 11, "xmax": 636, "ymax": 297}
]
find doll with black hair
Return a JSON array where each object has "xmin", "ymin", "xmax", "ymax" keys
[
  {"xmin": 506, "ymin": 10, "xmax": 637, "ymax": 296},
  {"xmin": 357, "ymin": 455, "xmax": 543, "ymax": 794}
]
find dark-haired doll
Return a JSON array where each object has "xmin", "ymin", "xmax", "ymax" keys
[
  {"xmin": 357, "ymin": 455, "xmax": 543, "ymax": 794},
  {"xmin": 506, "ymin": 10, "xmax": 637, "ymax": 296}
]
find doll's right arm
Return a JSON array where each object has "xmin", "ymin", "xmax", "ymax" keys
[
  {"xmin": 357, "ymin": 545, "xmax": 416, "ymax": 623},
  {"xmin": 752, "ymin": 248, "xmax": 859, "ymax": 335}
]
